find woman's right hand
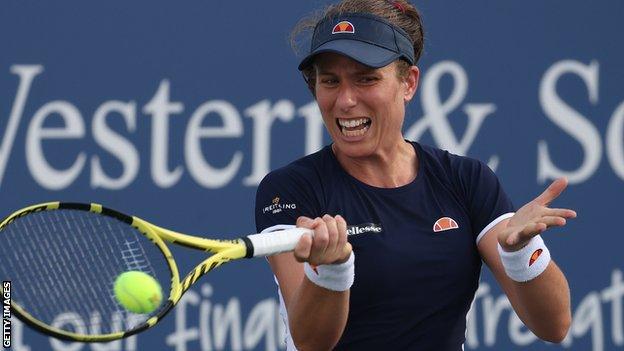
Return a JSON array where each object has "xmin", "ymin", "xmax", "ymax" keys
[{"xmin": 294, "ymin": 215, "xmax": 352, "ymax": 265}]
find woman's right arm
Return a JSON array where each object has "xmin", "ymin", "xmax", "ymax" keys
[{"xmin": 268, "ymin": 215, "xmax": 353, "ymax": 351}]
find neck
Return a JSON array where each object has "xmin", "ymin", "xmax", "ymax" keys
[{"xmin": 333, "ymin": 140, "xmax": 418, "ymax": 188}]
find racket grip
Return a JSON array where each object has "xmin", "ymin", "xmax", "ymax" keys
[{"xmin": 246, "ymin": 227, "xmax": 312, "ymax": 257}]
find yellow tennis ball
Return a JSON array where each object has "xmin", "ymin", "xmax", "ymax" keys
[{"xmin": 114, "ymin": 271, "xmax": 163, "ymax": 314}]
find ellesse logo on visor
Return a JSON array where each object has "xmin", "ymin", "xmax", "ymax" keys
[
  {"xmin": 433, "ymin": 217, "xmax": 459, "ymax": 233},
  {"xmin": 332, "ymin": 21, "xmax": 355, "ymax": 34}
]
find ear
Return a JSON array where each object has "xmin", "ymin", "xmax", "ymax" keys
[{"xmin": 403, "ymin": 66, "xmax": 420, "ymax": 103}]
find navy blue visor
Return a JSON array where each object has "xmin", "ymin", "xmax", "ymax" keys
[{"xmin": 298, "ymin": 13, "xmax": 415, "ymax": 70}]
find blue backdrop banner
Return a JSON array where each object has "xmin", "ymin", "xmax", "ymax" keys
[{"xmin": 1, "ymin": 1, "xmax": 623, "ymax": 350}]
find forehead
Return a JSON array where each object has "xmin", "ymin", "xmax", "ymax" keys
[{"xmin": 314, "ymin": 52, "xmax": 393, "ymax": 74}]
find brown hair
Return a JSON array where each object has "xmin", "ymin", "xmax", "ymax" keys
[{"xmin": 291, "ymin": 0, "xmax": 425, "ymax": 93}]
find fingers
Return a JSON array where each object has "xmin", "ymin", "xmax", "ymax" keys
[
  {"xmin": 506, "ymin": 222, "xmax": 546, "ymax": 246},
  {"xmin": 294, "ymin": 214, "xmax": 349, "ymax": 265},
  {"xmin": 335, "ymin": 215, "xmax": 349, "ymax": 258},
  {"xmin": 537, "ymin": 216, "xmax": 567, "ymax": 227},
  {"xmin": 505, "ymin": 214, "xmax": 570, "ymax": 247},
  {"xmin": 308, "ymin": 217, "xmax": 331, "ymax": 264},
  {"xmin": 534, "ymin": 177, "xmax": 568, "ymax": 206},
  {"xmin": 293, "ymin": 233, "xmax": 313, "ymax": 263},
  {"xmin": 296, "ymin": 216, "xmax": 313, "ymax": 227},
  {"xmin": 293, "ymin": 216, "xmax": 314, "ymax": 262},
  {"xmin": 323, "ymin": 214, "xmax": 340, "ymax": 256},
  {"xmin": 502, "ymin": 183, "xmax": 577, "ymax": 250},
  {"xmin": 545, "ymin": 207, "xmax": 577, "ymax": 219}
]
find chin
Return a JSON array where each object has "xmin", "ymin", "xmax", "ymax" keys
[{"xmin": 332, "ymin": 139, "xmax": 376, "ymax": 159}]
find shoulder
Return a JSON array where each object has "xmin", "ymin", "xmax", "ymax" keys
[
  {"xmin": 256, "ymin": 146, "xmax": 338, "ymax": 206},
  {"xmin": 258, "ymin": 145, "xmax": 332, "ymax": 190},
  {"xmin": 415, "ymin": 141, "xmax": 485, "ymax": 180},
  {"xmin": 413, "ymin": 141, "xmax": 502, "ymax": 205},
  {"xmin": 255, "ymin": 147, "xmax": 331, "ymax": 222}
]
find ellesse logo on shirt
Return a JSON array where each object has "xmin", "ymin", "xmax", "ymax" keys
[
  {"xmin": 433, "ymin": 217, "xmax": 459, "ymax": 233},
  {"xmin": 347, "ymin": 223, "xmax": 382, "ymax": 236}
]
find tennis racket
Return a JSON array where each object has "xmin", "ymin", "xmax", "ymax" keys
[{"xmin": 0, "ymin": 201, "xmax": 311, "ymax": 342}]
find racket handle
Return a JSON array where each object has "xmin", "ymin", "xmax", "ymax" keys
[{"xmin": 246, "ymin": 228, "xmax": 312, "ymax": 257}]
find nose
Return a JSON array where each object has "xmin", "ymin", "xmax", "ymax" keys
[{"xmin": 335, "ymin": 82, "xmax": 357, "ymax": 111}]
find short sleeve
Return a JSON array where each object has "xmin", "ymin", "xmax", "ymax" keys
[
  {"xmin": 255, "ymin": 167, "xmax": 321, "ymax": 233},
  {"xmin": 460, "ymin": 160, "xmax": 515, "ymax": 243}
]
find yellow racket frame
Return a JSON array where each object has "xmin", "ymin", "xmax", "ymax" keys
[{"xmin": 1, "ymin": 201, "xmax": 251, "ymax": 342}]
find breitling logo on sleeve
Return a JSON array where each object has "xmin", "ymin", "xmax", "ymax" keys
[{"xmin": 262, "ymin": 196, "xmax": 297, "ymax": 214}]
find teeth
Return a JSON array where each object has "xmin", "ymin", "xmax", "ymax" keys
[
  {"xmin": 341, "ymin": 125, "xmax": 369, "ymax": 137},
  {"xmin": 338, "ymin": 118, "xmax": 370, "ymax": 128},
  {"xmin": 337, "ymin": 118, "xmax": 371, "ymax": 138}
]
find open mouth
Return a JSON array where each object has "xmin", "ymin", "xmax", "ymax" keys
[{"xmin": 336, "ymin": 117, "xmax": 372, "ymax": 137}]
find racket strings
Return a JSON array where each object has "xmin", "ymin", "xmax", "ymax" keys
[
  {"xmin": 89, "ymin": 214, "xmax": 145, "ymax": 323},
  {"xmin": 12, "ymin": 211, "xmax": 109, "ymax": 331},
  {"xmin": 120, "ymin": 239, "xmax": 157, "ymax": 274},
  {"xmin": 110, "ymin": 238, "xmax": 161, "ymax": 322},
  {"xmin": 13, "ymin": 214, "xmax": 74, "ymax": 321},
  {"xmin": 73, "ymin": 212, "xmax": 127, "ymax": 334},
  {"xmin": 39, "ymin": 215, "xmax": 82, "ymax": 322},
  {"xmin": 0, "ymin": 209, "xmax": 171, "ymax": 335},
  {"xmin": 51, "ymin": 211, "xmax": 116, "ymax": 330},
  {"xmin": 88, "ymin": 212, "xmax": 169, "ymax": 330}
]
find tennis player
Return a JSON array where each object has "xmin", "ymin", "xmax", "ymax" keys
[{"xmin": 255, "ymin": 1, "xmax": 576, "ymax": 350}]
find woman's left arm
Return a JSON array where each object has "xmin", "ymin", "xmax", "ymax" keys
[{"xmin": 478, "ymin": 177, "xmax": 576, "ymax": 343}]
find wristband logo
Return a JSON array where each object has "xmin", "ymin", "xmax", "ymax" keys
[
  {"xmin": 433, "ymin": 217, "xmax": 459, "ymax": 233},
  {"xmin": 528, "ymin": 248, "xmax": 543, "ymax": 267}
]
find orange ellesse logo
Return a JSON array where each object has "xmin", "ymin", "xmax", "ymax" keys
[
  {"xmin": 433, "ymin": 217, "xmax": 459, "ymax": 233},
  {"xmin": 332, "ymin": 21, "xmax": 355, "ymax": 34},
  {"xmin": 528, "ymin": 249, "xmax": 543, "ymax": 266}
]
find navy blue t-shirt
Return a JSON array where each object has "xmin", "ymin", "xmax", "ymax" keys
[{"xmin": 255, "ymin": 141, "xmax": 515, "ymax": 351}]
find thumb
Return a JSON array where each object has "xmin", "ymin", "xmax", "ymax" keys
[
  {"xmin": 534, "ymin": 177, "xmax": 568, "ymax": 206},
  {"xmin": 333, "ymin": 242, "xmax": 353, "ymax": 264}
]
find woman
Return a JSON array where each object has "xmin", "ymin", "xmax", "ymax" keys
[{"xmin": 255, "ymin": 1, "xmax": 576, "ymax": 350}]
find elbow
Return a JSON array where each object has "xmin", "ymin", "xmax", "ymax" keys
[
  {"xmin": 536, "ymin": 313, "xmax": 571, "ymax": 343},
  {"xmin": 291, "ymin": 330, "xmax": 340, "ymax": 351},
  {"xmin": 548, "ymin": 320, "xmax": 571, "ymax": 344},
  {"xmin": 293, "ymin": 339, "xmax": 337, "ymax": 351},
  {"xmin": 540, "ymin": 329, "xmax": 569, "ymax": 344}
]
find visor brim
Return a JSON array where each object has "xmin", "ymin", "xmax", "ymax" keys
[{"xmin": 298, "ymin": 39, "xmax": 402, "ymax": 71}]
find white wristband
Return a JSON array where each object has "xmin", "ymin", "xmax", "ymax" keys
[
  {"xmin": 497, "ymin": 235, "xmax": 551, "ymax": 282},
  {"xmin": 304, "ymin": 252, "xmax": 355, "ymax": 291}
]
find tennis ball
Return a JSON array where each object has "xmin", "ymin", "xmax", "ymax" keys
[{"xmin": 114, "ymin": 271, "xmax": 163, "ymax": 314}]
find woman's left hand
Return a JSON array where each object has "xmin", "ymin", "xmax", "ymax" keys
[{"xmin": 498, "ymin": 177, "xmax": 577, "ymax": 252}]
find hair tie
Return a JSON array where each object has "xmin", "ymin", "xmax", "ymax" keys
[{"xmin": 392, "ymin": 1, "xmax": 406, "ymax": 13}]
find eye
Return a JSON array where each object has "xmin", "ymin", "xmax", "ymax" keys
[
  {"xmin": 319, "ymin": 77, "xmax": 339, "ymax": 86},
  {"xmin": 359, "ymin": 76, "xmax": 379, "ymax": 84}
]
